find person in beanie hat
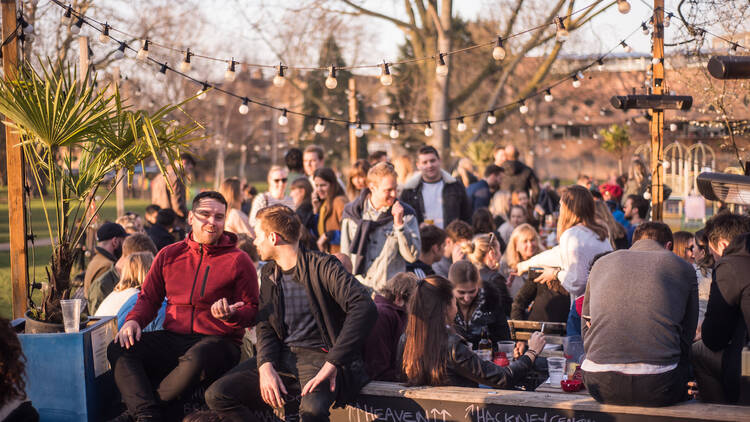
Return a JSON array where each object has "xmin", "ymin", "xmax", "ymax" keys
[{"xmin": 84, "ymin": 222, "xmax": 128, "ymax": 300}]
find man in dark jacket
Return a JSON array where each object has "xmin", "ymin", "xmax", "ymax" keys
[
  {"xmin": 499, "ymin": 145, "xmax": 540, "ymax": 203},
  {"xmin": 205, "ymin": 204, "xmax": 377, "ymax": 422},
  {"xmin": 692, "ymin": 213, "xmax": 750, "ymax": 404},
  {"xmin": 107, "ymin": 191, "xmax": 259, "ymax": 422},
  {"xmin": 146, "ymin": 208, "xmax": 177, "ymax": 251},
  {"xmin": 399, "ymin": 145, "xmax": 471, "ymax": 228},
  {"xmin": 83, "ymin": 222, "xmax": 128, "ymax": 300},
  {"xmin": 466, "ymin": 165, "xmax": 503, "ymax": 212}
]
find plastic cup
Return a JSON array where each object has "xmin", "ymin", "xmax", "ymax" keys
[
  {"xmin": 547, "ymin": 356, "xmax": 566, "ymax": 386},
  {"xmin": 61, "ymin": 299, "xmax": 83, "ymax": 333},
  {"xmin": 497, "ymin": 341, "xmax": 515, "ymax": 360}
]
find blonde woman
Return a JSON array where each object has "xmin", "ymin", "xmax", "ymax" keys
[
  {"xmin": 500, "ymin": 223, "xmax": 544, "ymax": 297},
  {"xmin": 464, "ymin": 233, "xmax": 513, "ymax": 316},
  {"xmin": 95, "ymin": 252, "xmax": 154, "ymax": 318},
  {"xmin": 489, "ymin": 190, "xmax": 512, "ymax": 222},
  {"xmin": 219, "ymin": 178, "xmax": 254, "ymax": 236},
  {"xmin": 248, "ymin": 166, "xmax": 294, "ymax": 227}
]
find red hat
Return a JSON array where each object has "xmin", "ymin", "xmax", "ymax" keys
[{"xmin": 599, "ymin": 183, "xmax": 622, "ymax": 200}]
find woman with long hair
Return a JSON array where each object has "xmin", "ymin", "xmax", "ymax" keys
[
  {"xmin": 0, "ymin": 317, "xmax": 39, "ymax": 421},
  {"xmin": 518, "ymin": 185, "xmax": 612, "ymax": 336},
  {"xmin": 290, "ymin": 178, "xmax": 318, "ymax": 251},
  {"xmin": 393, "ymin": 155, "xmax": 414, "ymax": 189},
  {"xmin": 219, "ymin": 177, "xmax": 254, "ymax": 236},
  {"xmin": 248, "ymin": 166, "xmax": 294, "ymax": 227},
  {"xmin": 313, "ymin": 167, "xmax": 348, "ymax": 253},
  {"xmin": 500, "ymin": 223, "xmax": 544, "ymax": 297},
  {"xmin": 594, "ymin": 200, "xmax": 628, "ymax": 249},
  {"xmin": 346, "ymin": 159, "xmax": 370, "ymax": 201},
  {"xmin": 448, "ymin": 260, "xmax": 510, "ymax": 350},
  {"xmin": 95, "ymin": 252, "xmax": 155, "ymax": 318},
  {"xmin": 622, "ymin": 157, "xmax": 650, "ymax": 205},
  {"xmin": 464, "ymin": 233, "xmax": 512, "ymax": 316},
  {"xmin": 401, "ymin": 275, "xmax": 545, "ymax": 388}
]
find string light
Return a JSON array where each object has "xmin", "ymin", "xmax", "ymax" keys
[
  {"xmin": 572, "ymin": 71, "xmax": 582, "ymax": 88},
  {"xmin": 197, "ymin": 83, "xmax": 209, "ymax": 100},
  {"xmin": 641, "ymin": 22, "xmax": 649, "ymax": 36},
  {"xmin": 61, "ymin": 5, "xmax": 72, "ymax": 24},
  {"xmin": 99, "ymin": 23, "xmax": 110, "ymax": 44},
  {"xmin": 457, "ymin": 117, "xmax": 467, "ymax": 132},
  {"xmin": 390, "ymin": 123, "xmax": 400, "ymax": 139},
  {"xmin": 314, "ymin": 118, "xmax": 326, "ymax": 133},
  {"xmin": 597, "ymin": 58, "xmax": 605, "ymax": 71},
  {"xmin": 621, "ymin": 41, "xmax": 633, "ymax": 53},
  {"xmin": 355, "ymin": 121, "xmax": 364, "ymax": 137},
  {"xmin": 325, "ymin": 66, "xmax": 338, "ymax": 89},
  {"xmin": 519, "ymin": 101, "xmax": 529, "ymax": 114},
  {"xmin": 669, "ymin": 123, "xmax": 678, "ymax": 132},
  {"xmin": 436, "ymin": 53, "xmax": 448, "ymax": 76},
  {"xmin": 156, "ymin": 62, "xmax": 168, "ymax": 81},
  {"xmin": 225, "ymin": 59, "xmax": 237, "ymax": 82},
  {"xmin": 113, "ymin": 42, "xmax": 127, "ymax": 59},
  {"xmin": 273, "ymin": 64, "xmax": 286, "ymax": 87},
  {"xmin": 617, "ymin": 0, "xmax": 631, "ymax": 14},
  {"xmin": 380, "ymin": 62, "xmax": 393, "ymax": 86},
  {"xmin": 555, "ymin": 17, "xmax": 569, "ymax": 42},
  {"xmin": 486, "ymin": 111, "xmax": 497, "ymax": 125},
  {"xmin": 544, "ymin": 89, "xmax": 554, "ymax": 102},
  {"xmin": 424, "ymin": 123, "xmax": 434, "ymax": 137},
  {"xmin": 70, "ymin": 17, "xmax": 84, "ymax": 34},
  {"xmin": 238, "ymin": 98, "xmax": 249, "ymax": 115},
  {"xmin": 136, "ymin": 40, "xmax": 149, "ymax": 61},
  {"xmin": 278, "ymin": 109, "xmax": 289, "ymax": 125},
  {"xmin": 492, "ymin": 37, "xmax": 506, "ymax": 61},
  {"xmin": 179, "ymin": 49, "xmax": 192, "ymax": 73}
]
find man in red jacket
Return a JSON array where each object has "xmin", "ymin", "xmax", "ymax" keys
[{"xmin": 107, "ymin": 191, "xmax": 259, "ymax": 422}]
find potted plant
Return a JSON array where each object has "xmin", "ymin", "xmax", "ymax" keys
[{"xmin": 0, "ymin": 59, "xmax": 201, "ymax": 332}]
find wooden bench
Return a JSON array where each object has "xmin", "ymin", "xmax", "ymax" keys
[
  {"xmin": 328, "ymin": 381, "xmax": 750, "ymax": 422},
  {"xmin": 508, "ymin": 320, "xmax": 566, "ymax": 344}
]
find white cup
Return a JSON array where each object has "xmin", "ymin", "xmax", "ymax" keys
[
  {"xmin": 61, "ymin": 299, "xmax": 83, "ymax": 333},
  {"xmin": 547, "ymin": 356, "xmax": 566, "ymax": 386}
]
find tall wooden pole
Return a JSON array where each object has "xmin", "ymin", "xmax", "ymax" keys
[
  {"xmin": 348, "ymin": 77, "xmax": 358, "ymax": 164},
  {"xmin": 650, "ymin": 0, "xmax": 665, "ymax": 221},
  {"xmin": 2, "ymin": 0, "xmax": 28, "ymax": 319},
  {"xmin": 110, "ymin": 66, "xmax": 126, "ymax": 217}
]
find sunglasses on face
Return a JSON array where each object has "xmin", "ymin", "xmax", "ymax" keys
[{"xmin": 272, "ymin": 178, "xmax": 288, "ymax": 183}]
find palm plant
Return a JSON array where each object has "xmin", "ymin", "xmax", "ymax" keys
[{"xmin": 0, "ymin": 59, "xmax": 202, "ymax": 323}]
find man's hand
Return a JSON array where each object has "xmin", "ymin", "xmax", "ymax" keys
[
  {"xmin": 301, "ymin": 361, "xmax": 337, "ymax": 396},
  {"xmin": 451, "ymin": 243, "xmax": 466, "ymax": 262},
  {"xmin": 210, "ymin": 298, "xmax": 245, "ymax": 320},
  {"xmin": 114, "ymin": 320, "xmax": 142, "ymax": 349},
  {"xmin": 392, "ymin": 201, "xmax": 404, "ymax": 227},
  {"xmin": 259, "ymin": 362, "xmax": 288, "ymax": 408},
  {"xmin": 513, "ymin": 341, "xmax": 526, "ymax": 359}
]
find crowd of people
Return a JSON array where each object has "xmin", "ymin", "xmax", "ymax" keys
[{"xmin": 2, "ymin": 143, "xmax": 749, "ymax": 422}]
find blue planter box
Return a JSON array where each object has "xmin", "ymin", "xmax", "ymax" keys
[{"xmin": 17, "ymin": 316, "xmax": 121, "ymax": 422}]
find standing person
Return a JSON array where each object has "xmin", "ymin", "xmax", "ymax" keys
[
  {"xmin": 302, "ymin": 145, "xmax": 345, "ymax": 191},
  {"xmin": 406, "ymin": 224, "xmax": 446, "ymax": 278},
  {"xmin": 312, "ymin": 168, "xmax": 348, "ymax": 254},
  {"xmin": 501, "ymin": 223, "xmax": 545, "ymax": 298},
  {"xmin": 691, "ymin": 213, "xmax": 750, "ymax": 404},
  {"xmin": 204, "ymin": 205, "xmax": 377, "ymax": 422},
  {"xmin": 240, "ymin": 184, "xmax": 258, "ymax": 216},
  {"xmin": 346, "ymin": 159, "xmax": 370, "ymax": 201},
  {"xmin": 249, "ymin": 166, "xmax": 294, "ymax": 227},
  {"xmin": 220, "ymin": 178, "xmax": 254, "ymax": 237},
  {"xmin": 623, "ymin": 194, "xmax": 649, "ymax": 244},
  {"xmin": 622, "ymin": 158, "xmax": 649, "ymax": 204},
  {"xmin": 368, "ymin": 151, "xmax": 388, "ymax": 166},
  {"xmin": 493, "ymin": 145, "xmax": 506, "ymax": 167},
  {"xmin": 341, "ymin": 163, "xmax": 421, "ymax": 293},
  {"xmin": 84, "ymin": 222, "xmax": 128, "ymax": 301},
  {"xmin": 107, "ymin": 192, "xmax": 259, "ymax": 422},
  {"xmin": 465, "ymin": 233, "xmax": 512, "ymax": 316},
  {"xmin": 581, "ymin": 222, "xmax": 697, "ymax": 407},
  {"xmin": 392, "ymin": 155, "xmax": 414, "ymax": 189},
  {"xmin": 466, "ymin": 165, "xmax": 504, "ymax": 212},
  {"xmin": 290, "ymin": 178, "xmax": 316, "ymax": 229},
  {"xmin": 499, "ymin": 145, "xmax": 540, "ymax": 203},
  {"xmin": 400, "ymin": 275, "xmax": 545, "ymax": 388},
  {"xmin": 146, "ymin": 209, "xmax": 177, "ymax": 252},
  {"xmin": 448, "ymin": 260, "xmax": 511, "ymax": 350},
  {"xmin": 399, "ymin": 146, "xmax": 472, "ymax": 228},
  {"xmin": 151, "ymin": 152, "xmax": 195, "ymax": 232},
  {"xmin": 284, "ymin": 148, "xmax": 305, "ymax": 186},
  {"xmin": 453, "ymin": 158, "xmax": 478, "ymax": 188},
  {"xmin": 518, "ymin": 185, "xmax": 612, "ymax": 337}
]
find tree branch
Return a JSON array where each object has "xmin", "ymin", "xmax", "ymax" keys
[{"xmin": 337, "ymin": 0, "xmax": 416, "ymax": 30}]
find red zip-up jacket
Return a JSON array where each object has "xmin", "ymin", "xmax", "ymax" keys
[{"xmin": 126, "ymin": 232, "xmax": 259, "ymax": 342}]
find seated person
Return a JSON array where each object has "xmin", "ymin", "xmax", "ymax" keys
[
  {"xmin": 406, "ymin": 224, "xmax": 446, "ymax": 278},
  {"xmin": 692, "ymin": 213, "xmax": 750, "ymax": 404},
  {"xmin": 465, "ymin": 233, "xmax": 512, "ymax": 316},
  {"xmin": 143, "ymin": 204, "xmax": 160, "ymax": 229},
  {"xmin": 581, "ymin": 222, "xmax": 697, "ymax": 407},
  {"xmin": 400, "ymin": 275, "xmax": 545, "ymax": 388},
  {"xmin": 146, "ymin": 208, "xmax": 178, "ymax": 251},
  {"xmin": 0, "ymin": 317, "xmax": 39, "ymax": 422},
  {"xmin": 448, "ymin": 260, "xmax": 510, "ymax": 350},
  {"xmin": 500, "ymin": 223, "xmax": 545, "ymax": 297},
  {"xmin": 364, "ymin": 272, "xmax": 418, "ymax": 381},
  {"xmin": 88, "ymin": 233, "xmax": 158, "ymax": 315},
  {"xmin": 432, "ymin": 220, "xmax": 473, "ymax": 278}
]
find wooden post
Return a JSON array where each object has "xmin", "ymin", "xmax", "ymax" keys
[
  {"xmin": 2, "ymin": 0, "xmax": 28, "ymax": 319},
  {"xmin": 650, "ymin": 0, "xmax": 665, "ymax": 221},
  {"xmin": 348, "ymin": 78, "xmax": 358, "ymax": 164},
  {"xmin": 110, "ymin": 67, "xmax": 126, "ymax": 218}
]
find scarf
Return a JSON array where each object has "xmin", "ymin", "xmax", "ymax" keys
[{"xmin": 342, "ymin": 189, "xmax": 415, "ymax": 276}]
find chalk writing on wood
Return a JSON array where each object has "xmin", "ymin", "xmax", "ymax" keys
[
  {"xmin": 346, "ymin": 403, "xmax": 452, "ymax": 422},
  {"xmin": 464, "ymin": 404, "xmax": 598, "ymax": 422}
]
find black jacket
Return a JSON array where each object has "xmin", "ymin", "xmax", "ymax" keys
[
  {"xmin": 500, "ymin": 160, "xmax": 540, "ymax": 202},
  {"xmin": 399, "ymin": 170, "xmax": 472, "ymax": 226},
  {"xmin": 255, "ymin": 248, "xmax": 377, "ymax": 403},
  {"xmin": 146, "ymin": 224, "xmax": 176, "ymax": 251},
  {"xmin": 701, "ymin": 232, "xmax": 750, "ymax": 403},
  {"xmin": 479, "ymin": 266, "xmax": 513, "ymax": 317},
  {"xmin": 453, "ymin": 280, "xmax": 511, "ymax": 350},
  {"xmin": 510, "ymin": 277, "xmax": 570, "ymax": 323}
]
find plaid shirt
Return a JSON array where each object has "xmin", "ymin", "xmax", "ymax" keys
[{"xmin": 281, "ymin": 270, "xmax": 325, "ymax": 349}]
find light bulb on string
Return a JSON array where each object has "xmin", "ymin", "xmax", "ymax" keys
[
  {"xmin": 380, "ymin": 62, "xmax": 393, "ymax": 86},
  {"xmin": 113, "ymin": 42, "xmax": 127, "ymax": 59},
  {"xmin": 273, "ymin": 64, "xmax": 286, "ymax": 87},
  {"xmin": 729, "ymin": 43, "xmax": 739, "ymax": 56},
  {"xmin": 225, "ymin": 59, "xmax": 237, "ymax": 82},
  {"xmin": 424, "ymin": 123, "xmax": 434, "ymax": 137},
  {"xmin": 390, "ymin": 123, "xmax": 399, "ymax": 139},
  {"xmin": 99, "ymin": 23, "xmax": 110, "ymax": 44},
  {"xmin": 617, "ymin": 0, "xmax": 631, "ymax": 14},
  {"xmin": 61, "ymin": 6, "xmax": 72, "ymax": 24},
  {"xmin": 519, "ymin": 101, "xmax": 529, "ymax": 114},
  {"xmin": 436, "ymin": 53, "xmax": 448, "ymax": 76},
  {"xmin": 70, "ymin": 17, "xmax": 83, "ymax": 34},
  {"xmin": 238, "ymin": 98, "xmax": 249, "ymax": 115},
  {"xmin": 621, "ymin": 41, "xmax": 633, "ymax": 53},
  {"xmin": 670, "ymin": 123, "xmax": 678, "ymax": 132},
  {"xmin": 197, "ymin": 83, "xmax": 209, "ymax": 100},
  {"xmin": 156, "ymin": 62, "xmax": 168, "ymax": 81},
  {"xmin": 555, "ymin": 17, "xmax": 569, "ymax": 43},
  {"xmin": 641, "ymin": 22, "xmax": 649, "ymax": 35},
  {"xmin": 355, "ymin": 121, "xmax": 364, "ymax": 138},
  {"xmin": 325, "ymin": 66, "xmax": 338, "ymax": 89},
  {"xmin": 457, "ymin": 117, "xmax": 467, "ymax": 132},
  {"xmin": 572, "ymin": 73, "xmax": 582, "ymax": 88},
  {"xmin": 179, "ymin": 50, "xmax": 192, "ymax": 73},
  {"xmin": 136, "ymin": 40, "xmax": 149, "ymax": 61},
  {"xmin": 597, "ymin": 58, "xmax": 605, "ymax": 71},
  {"xmin": 664, "ymin": 12, "xmax": 672, "ymax": 28},
  {"xmin": 314, "ymin": 118, "xmax": 326, "ymax": 134},
  {"xmin": 492, "ymin": 37, "xmax": 506, "ymax": 61},
  {"xmin": 487, "ymin": 112, "xmax": 497, "ymax": 125},
  {"xmin": 278, "ymin": 109, "xmax": 289, "ymax": 126},
  {"xmin": 544, "ymin": 89, "xmax": 554, "ymax": 102}
]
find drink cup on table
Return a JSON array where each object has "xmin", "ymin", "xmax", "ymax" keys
[
  {"xmin": 61, "ymin": 299, "xmax": 83, "ymax": 333},
  {"xmin": 547, "ymin": 356, "xmax": 566, "ymax": 386}
]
